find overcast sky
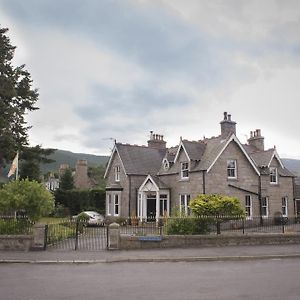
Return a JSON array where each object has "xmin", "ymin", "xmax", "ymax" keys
[{"xmin": 1, "ymin": 0, "xmax": 300, "ymax": 158}]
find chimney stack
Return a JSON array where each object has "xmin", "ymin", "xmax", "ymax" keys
[
  {"xmin": 220, "ymin": 112, "xmax": 236, "ymax": 138},
  {"xmin": 147, "ymin": 131, "xmax": 166, "ymax": 149},
  {"xmin": 248, "ymin": 129, "xmax": 264, "ymax": 151}
]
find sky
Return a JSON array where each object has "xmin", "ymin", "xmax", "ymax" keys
[{"xmin": 1, "ymin": 0, "xmax": 300, "ymax": 158}]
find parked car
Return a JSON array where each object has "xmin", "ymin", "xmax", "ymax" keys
[{"xmin": 74, "ymin": 211, "xmax": 105, "ymax": 226}]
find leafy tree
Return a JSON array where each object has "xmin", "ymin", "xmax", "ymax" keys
[
  {"xmin": 88, "ymin": 165, "xmax": 106, "ymax": 188},
  {"xmin": 59, "ymin": 168, "xmax": 74, "ymax": 190},
  {"xmin": 189, "ymin": 194, "xmax": 245, "ymax": 217},
  {"xmin": 0, "ymin": 27, "xmax": 39, "ymax": 168},
  {"xmin": 19, "ymin": 145, "xmax": 56, "ymax": 181},
  {"xmin": 0, "ymin": 179, "xmax": 54, "ymax": 221}
]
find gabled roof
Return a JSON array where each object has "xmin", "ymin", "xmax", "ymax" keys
[
  {"xmin": 244, "ymin": 147, "xmax": 285, "ymax": 169},
  {"xmin": 104, "ymin": 143, "xmax": 167, "ymax": 177},
  {"xmin": 174, "ymin": 139, "xmax": 206, "ymax": 163},
  {"xmin": 138, "ymin": 175, "xmax": 169, "ymax": 192},
  {"xmin": 203, "ymin": 134, "xmax": 260, "ymax": 175}
]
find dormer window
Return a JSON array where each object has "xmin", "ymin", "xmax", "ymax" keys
[
  {"xmin": 270, "ymin": 167, "xmax": 278, "ymax": 184},
  {"xmin": 115, "ymin": 165, "xmax": 120, "ymax": 182},
  {"xmin": 227, "ymin": 159, "xmax": 237, "ymax": 179},
  {"xmin": 181, "ymin": 162, "xmax": 189, "ymax": 179},
  {"xmin": 163, "ymin": 158, "xmax": 169, "ymax": 171}
]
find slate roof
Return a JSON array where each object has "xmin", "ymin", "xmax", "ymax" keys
[
  {"xmin": 116, "ymin": 143, "xmax": 166, "ymax": 175},
  {"xmin": 198, "ymin": 135, "xmax": 228, "ymax": 171},
  {"xmin": 244, "ymin": 147, "xmax": 274, "ymax": 167},
  {"xmin": 182, "ymin": 140, "xmax": 206, "ymax": 161},
  {"xmin": 113, "ymin": 134, "xmax": 294, "ymax": 178}
]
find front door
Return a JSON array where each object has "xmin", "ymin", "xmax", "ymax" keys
[{"xmin": 147, "ymin": 194, "xmax": 156, "ymax": 222}]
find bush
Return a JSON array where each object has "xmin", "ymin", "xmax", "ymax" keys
[
  {"xmin": 0, "ymin": 179, "xmax": 54, "ymax": 221},
  {"xmin": 51, "ymin": 204, "xmax": 70, "ymax": 218},
  {"xmin": 165, "ymin": 217, "xmax": 212, "ymax": 235}
]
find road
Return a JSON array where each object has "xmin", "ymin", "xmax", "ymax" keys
[{"xmin": 1, "ymin": 259, "xmax": 300, "ymax": 300}]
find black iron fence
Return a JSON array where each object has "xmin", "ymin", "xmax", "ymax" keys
[
  {"xmin": 0, "ymin": 216, "xmax": 34, "ymax": 235},
  {"xmin": 114, "ymin": 216, "xmax": 300, "ymax": 236}
]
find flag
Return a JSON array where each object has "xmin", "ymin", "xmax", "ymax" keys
[{"xmin": 7, "ymin": 152, "xmax": 19, "ymax": 178}]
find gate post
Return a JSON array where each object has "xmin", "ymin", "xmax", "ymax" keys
[
  {"xmin": 31, "ymin": 223, "xmax": 47, "ymax": 251},
  {"xmin": 108, "ymin": 223, "xmax": 120, "ymax": 250}
]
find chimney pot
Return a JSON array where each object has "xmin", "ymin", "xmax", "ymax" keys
[
  {"xmin": 228, "ymin": 114, "xmax": 231, "ymax": 121},
  {"xmin": 224, "ymin": 112, "xmax": 228, "ymax": 120}
]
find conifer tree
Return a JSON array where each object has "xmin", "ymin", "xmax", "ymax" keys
[{"xmin": 0, "ymin": 27, "xmax": 38, "ymax": 168}]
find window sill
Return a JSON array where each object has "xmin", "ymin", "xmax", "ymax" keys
[
  {"xmin": 227, "ymin": 178, "xmax": 238, "ymax": 181},
  {"xmin": 179, "ymin": 178, "xmax": 189, "ymax": 182}
]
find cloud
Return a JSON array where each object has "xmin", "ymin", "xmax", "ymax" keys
[{"xmin": 1, "ymin": 0, "xmax": 300, "ymax": 157}]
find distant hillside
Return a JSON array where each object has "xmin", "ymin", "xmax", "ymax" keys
[
  {"xmin": 282, "ymin": 159, "xmax": 300, "ymax": 177},
  {"xmin": 40, "ymin": 149, "xmax": 109, "ymax": 174}
]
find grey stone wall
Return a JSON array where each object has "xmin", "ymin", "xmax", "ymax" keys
[
  {"xmin": 0, "ymin": 235, "xmax": 33, "ymax": 251},
  {"xmin": 120, "ymin": 233, "xmax": 300, "ymax": 250}
]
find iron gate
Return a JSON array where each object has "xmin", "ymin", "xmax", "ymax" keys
[{"xmin": 46, "ymin": 220, "xmax": 108, "ymax": 251}]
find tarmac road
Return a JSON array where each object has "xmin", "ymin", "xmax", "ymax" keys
[{"xmin": 1, "ymin": 258, "xmax": 300, "ymax": 300}]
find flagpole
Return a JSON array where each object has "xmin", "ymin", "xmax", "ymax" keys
[{"xmin": 15, "ymin": 151, "xmax": 19, "ymax": 180}]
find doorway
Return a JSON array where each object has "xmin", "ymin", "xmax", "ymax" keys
[{"xmin": 147, "ymin": 194, "xmax": 156, "ymax": 222}]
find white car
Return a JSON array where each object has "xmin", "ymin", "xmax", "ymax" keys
[{"xmin": 76, "ymin": 211, "xmax": 105, "ymax": 226}]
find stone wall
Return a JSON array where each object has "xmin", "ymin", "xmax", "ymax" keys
[
  {"xmin": 119, "ymin": 233, "xmax": 300, "ymax": 250},
  {"xmin": 0, "ymin": 235, "xmax": 33, "ymax": 251}
]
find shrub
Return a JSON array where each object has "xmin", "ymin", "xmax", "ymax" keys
[
  {"xmin": 165, "ymin": 217, "xmax": 212, "ymax": 235},
  {"xmin": 0, "ymin": 179, "xmax": 54, "ymax": 221}
]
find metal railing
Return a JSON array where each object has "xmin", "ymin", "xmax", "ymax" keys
[
  {"xmin": 112, "ymin": 216, "xmax": 300, "ymax": 236},
  {"xmin": 0, "ymin": 216, "xmax": 34, "ymax": 235}
]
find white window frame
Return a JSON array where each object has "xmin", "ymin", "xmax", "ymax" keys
[
  {"xmin": 270, "ymin": 167, "xmax": 278, "ymax": 184},
  {"xmin": 261, "ymin": 196, "xmax": 269, "ymax": 218},
  {"xmin": 114, "ymin": 194, "xmax": 120, "ymax": 216},
  {"xmin": 107, "ymin": 194, "xmax": 112, "ymax": 216},
  {"xmin": 181, "ymin": 162, "xmax": 189, "ymax": 180},
  {"xmin": 245, "ymin": 195, "xmax": 252, "ymax": 219},
  {"xmin": 115, "ymin": 165, "xmax": 120, "ymax": 182},
  {"xmin": 227, "ymin": 159, "xmax": 237, "ymax": 179},
  {"xmin": 180, "ymin": 194, "xmax": 191, "ymax": 215},
  {"xmin": 282, "ymin": 196, "xmax": 288, "ymax": 217},
  {"xmin": 159, "ymin": 194, "xmax": 168, "ymax": 217}
]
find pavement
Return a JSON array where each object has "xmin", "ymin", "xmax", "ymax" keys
[{"xmin": 1, "ymin": 244, "xmax": 300, "ymax": 264}]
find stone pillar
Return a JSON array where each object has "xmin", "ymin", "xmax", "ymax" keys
[
  {"xmin": 31, "ymin": 223, "xmax": 47, "ymax": 250},
  {"xmin": 108, "ymin": 223, "xmax": 120, "ymax": 250}
]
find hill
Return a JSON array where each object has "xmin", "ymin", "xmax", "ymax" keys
[{"xmin": 40, "ymin": 149, "xmax": 109, "ymax": 174}]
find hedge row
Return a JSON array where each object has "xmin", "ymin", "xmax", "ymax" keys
[{"xmin": 54, "ymin": 189, "xmax": 105, "ymax": 216}]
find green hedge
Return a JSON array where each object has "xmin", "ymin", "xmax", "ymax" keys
[{"xmin": 54, "ymin": 189, "xmax": 105, "ymax": 215}]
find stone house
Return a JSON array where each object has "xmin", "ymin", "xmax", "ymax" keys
[{"xmin": 104, "ymin": 112, "xmax": 295, "ymax": 220}]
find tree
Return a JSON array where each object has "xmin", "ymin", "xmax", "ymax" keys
[
  {"xmin": 189, "ymin": 194, "xmax": 245, "ymax": 217},
  {"xmin": 0, "ymin": 179, "xmax": 54, "ymax": 221},
  {"xmin": 88, "ymin": 165, "xmax": 106, "ymax": 188},
  {"xmin": 19, "ymin": 145, "xmax": 56, "ymax": 181},
  {"xmin": 59, "ymin": 168, "xmax": 74, "ymax": 190},
  {"xmin": 0, "ymin": 27, "xmax": 39, "ymax": 168}
]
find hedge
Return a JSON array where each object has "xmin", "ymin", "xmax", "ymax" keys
[{"xmin": 54, "ymin": 189, "xmax": 105, "ymax": 215}]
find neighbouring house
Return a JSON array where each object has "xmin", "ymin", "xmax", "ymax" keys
[
  {"xmin": 104, "ymin": 112, "xmax": 295, "ymax": 220},
  {"xmin": 44, "ymin": 174, "xmax": 60, "ymax": 191},
  {"xmin": 56, "ymin": 160, "xmax": 94, "ymax": 190}
]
